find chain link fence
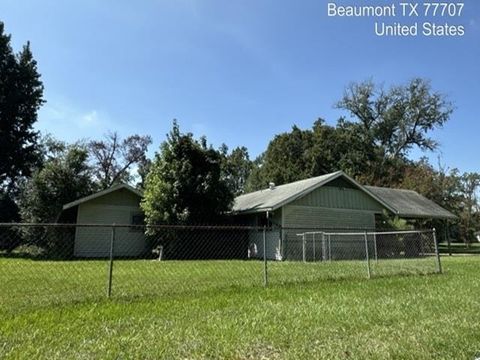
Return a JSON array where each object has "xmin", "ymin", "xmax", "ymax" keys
[{"xmin": 0, "ymin": 223, "xmax": 441, "ymax": 310}]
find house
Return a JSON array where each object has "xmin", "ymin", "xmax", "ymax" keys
[
  {"xmin": 60, "ymin": 183, "xmax": 146, "ymax": 257},
  {"xmin": 59, "ymin": 171, "xmax": 455, "ymax": 260},
  {"xmin": 232, "ymin": 171, "xmax": 456, "ymax": 260}
]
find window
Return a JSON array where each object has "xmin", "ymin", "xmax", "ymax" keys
[
  {"xmin": 256, "ymin": 214, "xmax": 273, "ymax": 229},
  {"xmin": 130, "ymin": 212, "xmax": 145, "ymax": 232}
]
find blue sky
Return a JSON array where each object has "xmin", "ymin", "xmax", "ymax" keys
[{"xmin": 1, "ymin": 0, "xmax": 479, "ymax": 173}]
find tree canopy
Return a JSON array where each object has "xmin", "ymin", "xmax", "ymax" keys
[
  {"xmin": 0, "ymin": 22, "xmax": 44, "ymax": 193},
  {"xmin": 247, "ymin": 79, "xmax": 454, "ymax": 190},
  {"xmin": 89, "ymin": 132, "xmax": 152, "ymax": 189},
  {"xmin": 141, "ymin": 121, "xmax": 234, "ymax": 226},
  {"xmin": 18, "ymin": 137, "xmax": 95, "ymax": 224}
]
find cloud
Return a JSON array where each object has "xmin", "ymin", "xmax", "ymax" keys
[
  {"xmin": 470, "ymin": 19, "xmax": 478, "ymax": 30},
  {"xmin": 36, "ymin": 96, "xmax": 115, "ymax": 141},
  {"xmin": 79, "ymin": 110, "xmax": 100, "ymax": 128}
]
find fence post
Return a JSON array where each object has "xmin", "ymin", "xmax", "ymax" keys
[
  {"xmin": 432, "ymin": 228, "xmax": 442, "ymax": 274},
  {"xmin": 302, "ymin": 234, "xmax": 306, "ymax": 263},
  {"xmin": 312, "ymin": 233, "xmax": 316, "ymax": 261},
  {"xmin": 373, "ymin": 233, "xmax": 378, "ymax": 263},
  {"xmin": 263, "ymin": 226, "xmax": 268, "ymax": 287},
  {"xmin": 328, "ymin": 234, "xmax": 331, "ymax": 261},
  {"xmin": 364, "ymin": 231, "xmax": 371, "ymax": 279},
  {"xmin": 107, "ymin": 224, "xmax": 115, "ymax": 298},
  {"xmin": 445, "ymin": 221, "xmax": 451, "ymax": 256}
]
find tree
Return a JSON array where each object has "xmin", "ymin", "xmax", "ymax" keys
[
  {"xmin": 141, "ymin": 121, "xmax": 234, "ymax": 226},
  {"xmin": 221, "ymin": 146, "xmax": 253, "ymax": 196},
  {"xmin": 336, "ymin": 78, "xmax": 453, "ymax": 181},
  {"xmin": 246, "ymin": 125, "xmax": 315, "ymax": 190},
  {"xmin": 458, "ymin": 172, "xmax": 480, "ymax": 246},
  {"xmin": 89, "ymin": 132, "xmax": 152, "ymax": 189},
  {"xmin": 0, "ymin": 22, "xmax": 44, "ymax": 194},
  {"xmin": 244, "ymin": 119, "xmax": 382, "ymax": 191},
  {"xmin": 18, "ymin": 137, "xmax": 95, "ymax": 224},
  {"xmin": 247, "ymin": 79, "xmax": 454, "ymax": 191}
]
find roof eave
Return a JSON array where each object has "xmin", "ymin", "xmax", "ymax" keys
[
  {"xmin": 397, "ymin": 213, "xmax": 457, "ymax": 220},
  {"xmin": 231, "ymin": 207, "xmax": 276, "ymax": 215},
  {"xmin": 62, "ymin": 184, "xmax": 142, "ymax": 211}
]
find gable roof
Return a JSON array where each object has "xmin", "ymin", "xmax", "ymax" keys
[
  {"xmin": 365, "ymin": 186, "xmax": 456, "ymax": 220},
  {"xmin": 233, "ymin": 171, "xmax": 396, "ymax": 214},
  {"xmin": 62, "ymin": 183, "xmax": 142, "ymax": 211}
]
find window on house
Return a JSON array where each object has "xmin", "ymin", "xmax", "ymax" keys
[
  {"xmin": 130, "ymin": 213, "xmax": 145, "ymax": 232},
  {"xmin": 256, "ymin": 215, "xmax": 273, "ymax": 229}
]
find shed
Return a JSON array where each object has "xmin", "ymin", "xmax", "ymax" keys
[{"xmin": 61, "ymin": 184, "xmax": 146, "ymax": 257}]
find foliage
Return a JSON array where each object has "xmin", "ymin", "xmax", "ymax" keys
[
  {"xmin": 247, "ymin": 78, "xmax": 454, "ymax": 190},
  {"xmin": 141, "ymin": 121, "xmax": 234, "ymax": 226},
  {"xmin": 18, "ymin": 137, "xmax": 95, "ymax": 225},
  {"xmin": 89, "ymin": 132, "xmax": 152, "ymax": 189},
  {"xmin": 0, "ymin": 193, "xmax": 21, "ymax": 251},
  {"xmin": 458, "ymin": 172, "xmax": 480, "ymax": 246},
  {"xmin": 336, "ymin": 78, "xmax": 453, "ymax": 160},
  {"xmin": 220, "ymin": 145, "xmax": 253, "ymax": 196},
  {"xmin": 0, "ymin": 22, "xmax": 44, "ymax": 192}
]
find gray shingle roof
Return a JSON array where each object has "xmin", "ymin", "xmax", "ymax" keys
[
  {"xmin": 233, "ymin": 171, "xmax": 396, "ymax": 214},
  {"xmin": 365, "ymin": 186, "xmax": 456, "ymax": 220},
  {"xmin": 233, "ymin": 171, "xmax": 456, "ymax": 220}
]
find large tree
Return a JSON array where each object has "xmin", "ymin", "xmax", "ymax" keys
[
  {"xmin": 18, "ymin": 137, "xmax": 95, "ymax": 224},
  {"xmin": 245, "ymin": 119, "xmax": 376, "ymax": 191},
  {"xmin": 89, "ymin": 132, "xmax": 152, "ymax": 189},
  {"xmin": 0, "ymin": 22, "xmax": 44, "ymax": 192},
  {"xmin": 141, "ymin": 121, "xmax": 233, "ymax": 225},
  {"xmin": 336, "ymin": 78, "xmax": 453, "ymax": 182},
  {"xmin": 220, "ymin": 145, "xmax": 253, "ymax": 196},
  {"xmin": 247, "ymin": 78, "xmax": 453, "ymax": 190}
]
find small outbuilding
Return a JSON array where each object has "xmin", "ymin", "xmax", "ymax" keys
[{"xmin": 60, "ymin": 184, "xmax": 145, "ymax": 257}]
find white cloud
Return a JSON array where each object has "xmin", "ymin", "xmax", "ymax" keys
[
  {"xmin": 36, "ymin": 96, "xmax": 116, "ymax": 142},
  {"xmin": 79, "ymin": 110, "xmax": 100, "ymax": 128},
  {"xmin": 470, "ymin": 19, "xmax": 478, "ymax": 30}
]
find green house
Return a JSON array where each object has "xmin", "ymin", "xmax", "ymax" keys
[{"xmin": 232, "ymin": 171, "xmax": 455, "ymax": 260}]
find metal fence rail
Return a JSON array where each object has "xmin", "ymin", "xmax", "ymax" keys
[{"xmin": 0, "ymin": 223, "xmax": 441, "ymax": 310}]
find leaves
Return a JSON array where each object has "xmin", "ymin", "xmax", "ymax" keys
[
  {"xmin": 89, "ymin": 132, "xmax": 152, "ymax": 189},
  {"xmin": 141, "ymin": 121, "xmax": 234, "ymax": 226},
  {"xmin": 0, "ymin": 22, "xmax": 44, "ymax": 192},
  {"xmin": 18, "ymin": 137, "xmax": 95, "ymax": 224}
]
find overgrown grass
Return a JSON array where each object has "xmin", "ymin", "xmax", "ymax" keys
[{"xmin": 1, "ymin": 257, "xmax": 480, "ymax": 359}]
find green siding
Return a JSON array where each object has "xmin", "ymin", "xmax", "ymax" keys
[
  {"xmin": 271, "ymin": 209, "xmax": 282, "ymax": 226},
  {"xmin": 291, "ymin": 185, "xmax": 385, "ymax": 212},
  {"xmin": 283, "ymin": 205, "xmax": 375, "ymax": 229},
  {"xmin": 84, "ymin": 188, "xmax": 141, "ymax": 207},
  {"xmin": 74, "ymin": 189, "xmax": 145, "ymax": 257},
  {"xmin": 282, "ymin": 205, "xmax": 375, "ymax": 260}
]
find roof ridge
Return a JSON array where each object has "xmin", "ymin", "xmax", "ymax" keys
[{"xmin": 237, "ymin": 171, "xmax": 342, "ymax": 197}]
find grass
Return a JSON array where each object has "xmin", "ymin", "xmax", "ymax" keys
[
  {"xmin": 439, "ymin": 241, "xmax": 480, "ymax": 254},
  {"xmin": 1, "ymin": 257, "xmax": 480, "ymax": 359}
]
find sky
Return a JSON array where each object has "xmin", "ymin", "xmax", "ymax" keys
[{"xmin": 1, "ymin": 0, "xmax": 479, "ymax": 174}]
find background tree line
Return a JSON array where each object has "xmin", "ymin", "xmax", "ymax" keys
[{"xmin": 1, "ymin": 21, "xmax": 479, "ymax": 252}]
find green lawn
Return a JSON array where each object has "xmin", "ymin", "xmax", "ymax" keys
[
  {"xmin": 1, "ymin": 257, "xmax": 480, "ymax": 359},
  {"xmin": 439, "ymin": 241, "xmax": 480, "ymax": 254}
]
